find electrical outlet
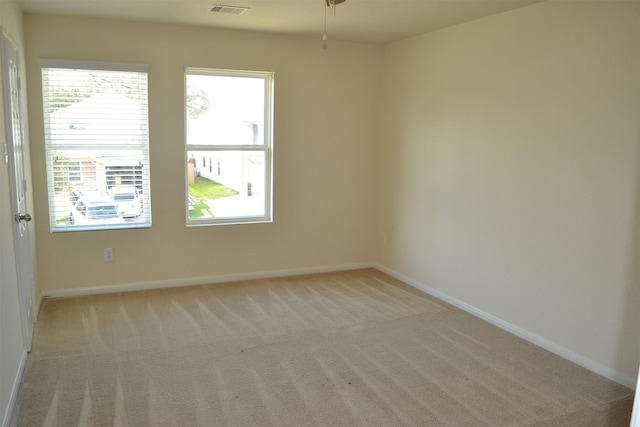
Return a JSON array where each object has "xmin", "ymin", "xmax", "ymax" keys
[{"xmin": 104, "ymin": 248, "xmax": 114, "ymax": 262}]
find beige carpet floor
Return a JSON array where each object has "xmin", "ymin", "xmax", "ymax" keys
[{"xmin": 10, "ymin": 269, "xmax": 634, "ymax": 426}]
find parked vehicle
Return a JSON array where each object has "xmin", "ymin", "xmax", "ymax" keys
[
  {"xmin": 108, "ymin": 185, "xmax": 142, "ymax": 218},
  {"xmin": 69, "ymin": 194, "xmax": 125, "ymax": 226},
  {"xmin": 69, "ymin": 189, "xmax": 103, "ymax": 205}
]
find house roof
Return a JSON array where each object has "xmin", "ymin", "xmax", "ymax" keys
[{"xmin": 51, "ymin": 92, "xmax": 147, "ymax": 145}]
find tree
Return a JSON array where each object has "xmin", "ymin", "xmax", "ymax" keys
[
  {"xmin": 186, "ymin": 85, "xmax": 210, "ymax": 120},
  {"xmin": 45, "ymin": 69, "xmax": 146, "ymax": 113}
]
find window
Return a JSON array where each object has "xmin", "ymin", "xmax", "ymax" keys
[
  {"xmin": 67, "ymin": 161, "xmax": 81, "ymax": 182},
  {"xmin": 40, "ymin": 60, "xmax": 151, "ymax": 232},
  {"xmin": 185, "ymin": 68, "xmax": 273, "ymax": 226}
]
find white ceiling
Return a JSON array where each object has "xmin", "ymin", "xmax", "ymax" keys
[{"xmin": 17, "ymin": 0, "xmax": 542, "ymax": 45}]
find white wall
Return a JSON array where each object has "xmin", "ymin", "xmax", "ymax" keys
[
  {"xmin": 0, "ymin": 2, "xmax": 32, "ymax": 425},
  {"xmin": 377, "ymin": 0, "xmax": 640, "ymax": 384},
  {"xmin": 24, "ymin": 15, "xmax": 380, "ymax": 293}
]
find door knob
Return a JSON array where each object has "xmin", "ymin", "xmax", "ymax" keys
[{"xmin": 15, "ymin": 213, "xmax": 32, "ymax": 223}]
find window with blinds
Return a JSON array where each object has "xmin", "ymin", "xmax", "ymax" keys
[{"xmin": 40, "ymin": 60, "xmax": 151, "ymax": 232}]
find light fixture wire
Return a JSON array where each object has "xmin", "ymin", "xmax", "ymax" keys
[{"xmin": 322, "ymin": 1, "xmax": 328, "ymax": 49}]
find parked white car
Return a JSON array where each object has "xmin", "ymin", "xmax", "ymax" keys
[
  {"xmin": 70, "ymin": 197, "xmax": 125, "ymax": 226},
  {"xmin": 109, "ymin": 185, "xmax": 142, "ymax": 218}
]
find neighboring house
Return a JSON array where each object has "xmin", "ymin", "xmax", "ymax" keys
[
  {"xmin": 49, "ymin": 92, "xmax": 146, "ymax": 194},
  {"xmin": 186, "ymin": 112, "xmax": 265, "ymax": 197}
]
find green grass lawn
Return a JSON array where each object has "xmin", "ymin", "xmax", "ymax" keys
[{"xmin": 188, "ymin": 176, "xmax": 238, "ymax": 218}]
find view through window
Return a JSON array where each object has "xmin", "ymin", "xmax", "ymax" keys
[
  {"xmin": 185, "ymin": 68, "xmax": 273, "ymax": 226},
  {"xmin": 40, "ymin": 61, "xmax": 151, "ymax": 232}
]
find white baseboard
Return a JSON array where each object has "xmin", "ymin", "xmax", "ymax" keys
[
  {"xmin": 374, "ymin": 263, "xmax": 637, "ymax": 390},
  {"xmin": 41, "ymin": 262, "xmax": 375, "ymax": 299},
  {"xmin": 2, "ymin": 350, "xmax": 27, "ymax": 427}
]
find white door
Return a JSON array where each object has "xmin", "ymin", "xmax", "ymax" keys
[{"xmin": 2, "ymin": 31, "xmax": 35, "ymax": 351}]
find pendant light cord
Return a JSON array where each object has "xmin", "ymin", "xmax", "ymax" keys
[{"xmin": 322, "ymin": 2, "xmax": 328, "ymax": 49}]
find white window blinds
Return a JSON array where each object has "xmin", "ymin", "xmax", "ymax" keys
[{"xmin": 40, "ymin": 60, "xmax": 151, "ymax": 232}]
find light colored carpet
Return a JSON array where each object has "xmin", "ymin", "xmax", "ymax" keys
[{"xmin": 10, "ymin": 269, "xmax": 633, "ymax": 426}]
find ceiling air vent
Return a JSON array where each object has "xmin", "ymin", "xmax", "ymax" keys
[{"xmin": 210, "ymin": 5, "xmax": 250, "ymax": 15}]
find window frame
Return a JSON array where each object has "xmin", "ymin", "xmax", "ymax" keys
[
  {"xmin": 39, "ymin": 59, "xmax": 152, "ymax": 233},
  {"xmin": 184, "ymin": 67, "xmax": 274, "ymax": 227}
]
